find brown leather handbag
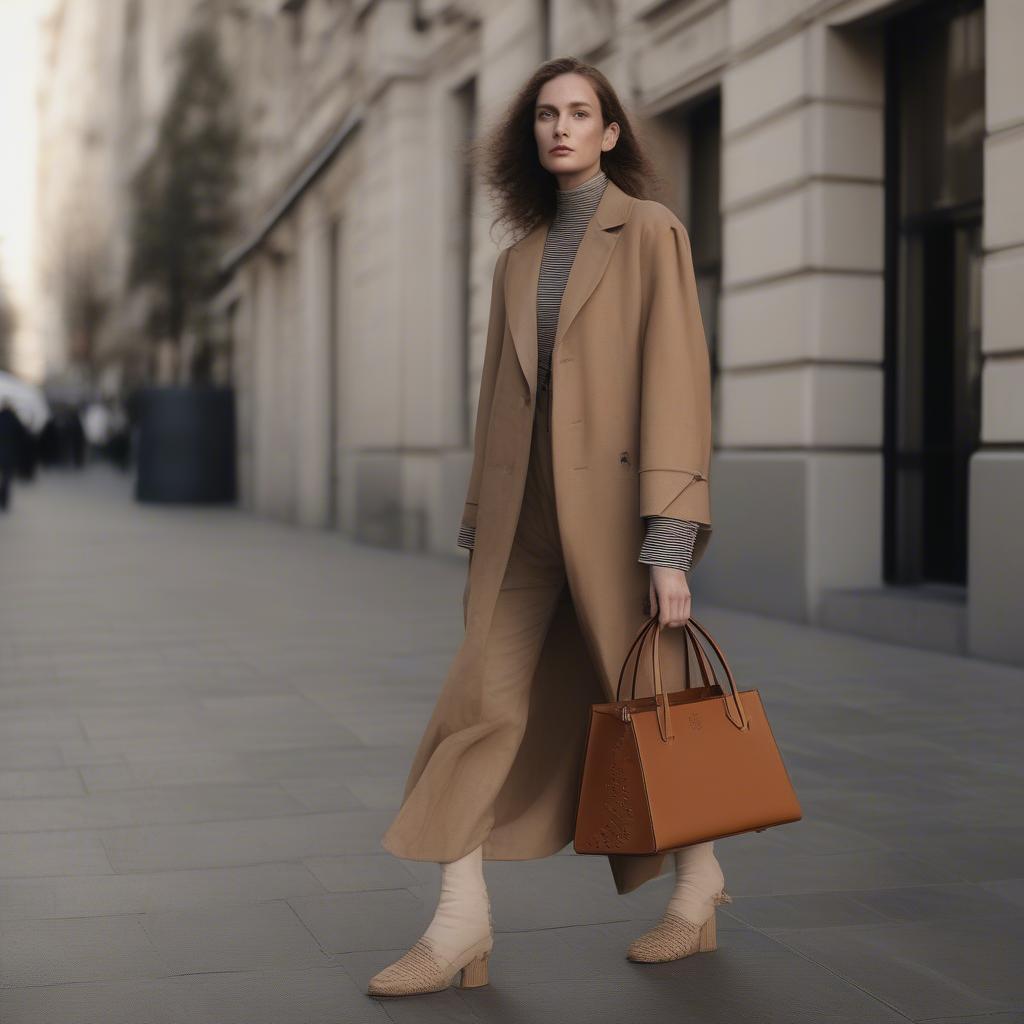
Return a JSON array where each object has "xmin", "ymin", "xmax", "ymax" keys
[{"xmin": 573, "ymin": 614, "xmax": 802, "ymax": 855}]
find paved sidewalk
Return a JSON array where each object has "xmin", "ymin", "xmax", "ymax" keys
[{"xmin": 0, "ymin": 466, "xmax": 1021, "ymax": 1024}]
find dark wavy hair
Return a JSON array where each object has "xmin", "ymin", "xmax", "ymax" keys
[{"xmin": 471, "ymin": 57, "xmax": 661, "ymax": 245}]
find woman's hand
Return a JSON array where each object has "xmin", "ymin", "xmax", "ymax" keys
[{"xmin": 648, "ymin": 564, "xmax": 691, "ymax": 628}]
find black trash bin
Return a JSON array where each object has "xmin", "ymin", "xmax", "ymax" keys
[{"xmin": 135, "ymin": 385, "xmax": 236, "ymax": 503}]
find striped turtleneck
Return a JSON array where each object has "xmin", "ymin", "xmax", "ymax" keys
[
  {"xmin": 458, "ymin": 167, "xmax": 702, "ymax": 574},
  {"xmin": 535, "ymin": 168, "xmax": 608, "ymax": 391}
]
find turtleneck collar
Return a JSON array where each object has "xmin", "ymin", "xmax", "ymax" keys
[{"xmin": 552, "ymin": 168, "xmax": 608, "ymax": 227}]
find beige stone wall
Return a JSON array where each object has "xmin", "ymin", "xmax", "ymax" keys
[
  {"xmin": 40, "ymin": 0, "xmax": 1018, "ymax": 658},
  {"xmin": 969, "ymin": 0, "xmax": 1024, "ymax": 660}
]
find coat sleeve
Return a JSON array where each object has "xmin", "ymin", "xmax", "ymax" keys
[
  {"xmin": 459, "ymin": 246, "xmax": 511, "ymax": 539},
  {"xmin": 638, "ymin": 215, "xmax": 712, "ymax": 526}
]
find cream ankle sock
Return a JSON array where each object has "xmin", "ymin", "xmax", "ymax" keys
[
  {"xmin": 665, "ymin": 841, "xmax": 724, "ymax": 923},
  {"xmin": 420, "ymin": 843, "xmax": 491, "ymax": 961}
]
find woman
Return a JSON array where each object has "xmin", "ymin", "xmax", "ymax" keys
[{"xmin": 369, "ymin": 57, "xmax": 729, "ymax": 998}]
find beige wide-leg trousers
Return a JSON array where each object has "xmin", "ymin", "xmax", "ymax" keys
[{"xmin": 381, "ymin": 377, "xmax": 583, "ymax": 863}]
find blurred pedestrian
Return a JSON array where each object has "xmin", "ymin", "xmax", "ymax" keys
[
  {"xmin": 0, "ymin": 398, "xmax": 27, "ymax": 510},
  {"xmin": 68, "ymin": 408, "xmax": 86, "ymax": 467}
]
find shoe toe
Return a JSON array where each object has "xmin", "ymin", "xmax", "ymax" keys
[
  {"xmin": 367, "ymin": 939, "xmax": 449, "ymax": 996},
  {"xmin": 627, "ymin": 913, "xmax": 702, "ymax": 963}
]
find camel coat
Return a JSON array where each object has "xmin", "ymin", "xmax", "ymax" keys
[{"xmin": 381, "ymin": 178, "xmax": 714, "ymax": 895}]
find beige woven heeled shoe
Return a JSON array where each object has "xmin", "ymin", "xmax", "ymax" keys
[
  {"xmin": 366, "ymin": 900, "xmax": 494, "ymax": 997},
  {"xmin": 626, "ymin": 888, "xmax": 732, "ymax": 963},
  {"xmin": 366, "ymin": 933, "xmax": 492, "ymax": 996}
]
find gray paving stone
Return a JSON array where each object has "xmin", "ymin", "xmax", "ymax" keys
[
  {"xmin": 0, "ymin": 915, "xmax": 166, "ymax": 986},
  {"xmin": 0, "ymin": 862, "xmax": 325, "ymax": 919},
  {"xmin": 139, "ymin": 899, "xmax": 334, "ymax": 973},
  {"xmin": 79, "ymin": 753, "xmax": 253, "ymax": 791},
  {"xmin": 0, "ymin": 830, "xmax": 112, "ymax": 877},
  {"xmin": 848, "ymin": 881, "xmax": 1019, "ymax": 924},
  {"xmin": 1, "ymin": 467, "xmax": 1021, "ymax": 1021},
  {"xmin": 919, "ymin": 1016, "xmax": 1024, "ymax": 1024},
  {"xmin": 289, "ymin": 889, "xmax": 426, "ymax": 952},
  {"xmin": 771, "ymin": 915, "xmax": 1024, "ymax": 1018},
  {"xmin": 0, "ymin": 712, "xmax": 84, "ymax": 740},
  {"xmin": 458, "ymin": 964, "xmax": 909, "ymax": 1024},
  {"xmin": 0, "ymin": 740, "xmax": 64, "ymax": 770},
  {"xmin": 236, "ymin": 744, "xmax": 414, "ymax": 781},
  {"xmin": 78, "ymin": 705, "xmax": 206, "ymax": 741},
  {"xmin": 0, "ymin": 977, "xmax": 181, "ymax": 1024},
  {"xmin": 98, "ymin": 808, "xmax": 395, "ymax": 871},
  {"xmin": 874, "ymin": 823, "xmax": 1024, "ymax": 882},
  {"xmin": 341, "ymin": 773, "xmax": 417, "ymax": 809},
  {"xmin": 715, "ymin": 842, "xmax": 962, "ymax": 896},
  {"xmin": 0, "ymin": 782, "xmax": 304, "ymax": 831},
  {"xmin": 0, "ymin": 767, "xmax": 85, "ymax": 798},
  {"xmin": 278, "ymin": 775, "xmax": 367, "ymax": 811},
  {"xmin": 0, "ymin": 968, "xmax": 389, "ymax": 1024},
  {"xmin": 303, "ymin": 853, "xmax": 423, "ymax": 892},
  {"xmin": 159, "ymin": 967, "xmax": 390, "ymax": 1024},
  {"xmin": 981, "ymin": 877, "xmax": 1024, "ymax": 910},
  {"xmin": 364, "ymin": 985, "xmax": 483, "ymax": 1023}
]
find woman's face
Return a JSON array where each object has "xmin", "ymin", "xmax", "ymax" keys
[{"xmin": 533, "ymin": 72, "xmax": 619, "ymax": 190}]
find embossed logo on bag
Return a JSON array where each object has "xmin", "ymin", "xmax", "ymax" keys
[
  {"xmin": 591, "ymin": 728, "xmax": 635, "ymax": 850},
  {"xmin": 688, "ymin": 712, "xmax": 703, "ymax": 732}
]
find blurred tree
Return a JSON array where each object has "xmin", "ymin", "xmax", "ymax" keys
[
  {"xmin": 128, "ymin": 23, "xmax": 241, "ymax": 385},
  {"xmin": 0, "ymin": 276, "xmax": 14, "ymax": 373},
  {"xmin": 61, "ymin": 239, "xmax": 108, "ymax": 369}
]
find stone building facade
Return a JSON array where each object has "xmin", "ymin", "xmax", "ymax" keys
[
  {"xmin": 217, "ymin": 0, "xmax": 1024, "ymax": 665},
  {"xmin": 34, "ymin": 0, "xmax": 1024, "ymax": 665}
]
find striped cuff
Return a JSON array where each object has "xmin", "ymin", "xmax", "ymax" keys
[
  {"xmin": 638, "ymin": 516, "xmax": 699, "ymax": 572},
  {"xmin": 457, "ymin": 521, "xmax": 476, "ymax": 550}
]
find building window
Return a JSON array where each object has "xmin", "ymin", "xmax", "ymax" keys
[
  {"xmin": 539, "ymin": 0, "xmax": 552, "ymax": 60},
  {"xmin": 883, "ymin": 0, "xmax": 984, "ymax": 587},
  {"xmin": 687, "ymin": 94, "xmax": 722, "ymax": 409},
  {"xmin": 650, "ymin": 92, "xmax": 723, "ymax": 425}
]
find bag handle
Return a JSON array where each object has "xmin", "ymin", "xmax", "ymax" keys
[
  {"xmin": 615, "ymin": 614, "xmax": 749, "ymax": 741},
  {"xmin": 654, "ymin": 617, "xmax": 749, "ymax": 736},
  {"xmin": 629, "ymin": 618, "xmax": 712, "ymax": 700},
  {"xmin": 683, "ymin": 614, "xmax": 750, "ymax": 732},
  {"xmin": 615, "ymin": 614, "xmax": 658, "ymax": 702},
  {"xmin": 614, "ymin": 610, "xmax": 712, "ymax": 708}
]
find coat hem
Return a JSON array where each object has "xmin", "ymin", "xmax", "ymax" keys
[{"xmin": 379, "ymin": 829, "xmax": 572, "ymax": 864}]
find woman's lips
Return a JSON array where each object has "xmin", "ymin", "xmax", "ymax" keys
[{"xmin": 550, "ymin": 146, "xmax": 573, "ymax": 154}]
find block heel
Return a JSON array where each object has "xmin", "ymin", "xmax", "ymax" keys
[
  {"xmin": 459, "ymin": 950, "xmax": 490, "ymax": 988},
  {"xmin": 627, "ymin": 887, "xmax": 732, "ymax": 963},
  {"xmin": 697, "ymin": 911, "xmax": 716, "ymax": 952}
]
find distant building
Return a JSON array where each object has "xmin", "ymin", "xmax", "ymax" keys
[
  {"xmin": 214, "ymin": 0, "xmax": 1023, "ymax": 666},
  {"xmin": 33, "ymin": 0, "xmax": 229, "ymax": 394}
]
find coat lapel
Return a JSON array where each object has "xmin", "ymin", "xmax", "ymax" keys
[{"xmin": 505, "ymin": 177, "xmax": 634, "ymax": 399}]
